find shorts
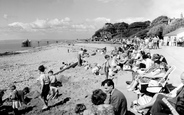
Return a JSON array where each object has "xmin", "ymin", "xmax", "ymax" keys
[
  {"xmin": 50, "ymin": 83, "xmax": 57, "ymax": 87},
  {"xmin": 41, "ymin": 84, "xmax": 50, "ymax": 100}
]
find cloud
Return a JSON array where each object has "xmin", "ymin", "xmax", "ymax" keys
[
  {"xmin": 8, "ymin": 17, "xmax": 71, "ymax": 31},
  {"xmin": 71, "ymin": 24, "xmax": 95, "ymax": 31},
  {"xmin": 3, "ymin": 14, "xmax": 8, "ymax": 19},
  {"xmin": 8, "ymin": 17, "xmax": 97, "ymax": 32},
  {"xmin": 116, "ymin": 17, "xmax": 150, "ymax": 24},
  {"xmin": 94, "ymin": 17, "xmax": 111, "ymax": 23}
]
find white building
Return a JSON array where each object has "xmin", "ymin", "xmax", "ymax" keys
[{"xmin": 164, "ymin": 28, "xmax": 184, "ymax": 46}]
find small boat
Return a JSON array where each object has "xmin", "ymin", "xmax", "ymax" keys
[{"xmin": 22, "ymin": 39, "xmax": 31, "ymax": 47}]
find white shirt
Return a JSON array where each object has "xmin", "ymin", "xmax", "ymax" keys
[
  {"xmin": 144, "ymin": 58, "xmax": 153, "ymax": 69},
  {"xmin": 37, "ymin": 73, "xmax": 50, "ymax": 85},
  {"xmin": 49, "ymin": 75, "xmax": 57, "ymax": 83}
]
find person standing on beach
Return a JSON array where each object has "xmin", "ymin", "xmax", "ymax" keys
[
  {"xmin": 37, "ymin": 65, "xmax": 50, "ymax": 110},
  {"xmin": 78, "ymin": 48, "xmax": 87, "ymax": 66},
  {"xmin": 104, "ymin": 55, "xmax": 110, "ymax": 79},
  {"xmin": 48, "ymin": 70, "xmax": 59, "ymax": 99}
]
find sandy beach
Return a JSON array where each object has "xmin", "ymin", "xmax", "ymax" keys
[{"xmin": 0, "ymin": 42, "xmax": 183, "ymax": 115}]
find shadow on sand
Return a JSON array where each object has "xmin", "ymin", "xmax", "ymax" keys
[
  {"xmin": 49, "ymin": 97, "xmax": 71, "ymax": 109},
  {"xmin": 126, "ymin": 110, "xmax": 135, "ymax": 115},
  {"xmin": 20, "ymin": 106, "xmax": 36, "ymax": 115}
]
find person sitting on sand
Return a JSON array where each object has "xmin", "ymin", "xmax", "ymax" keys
[
  {"xmin": 60, "ymin": 62, "xmax": 68, "ymax": 70},
  {"xmin": 17, "ymin": 87, "xmax": 30, "ymax": 105},
  {"xmin": 83, "ymin": 89, "xmax": 114, "ymax": 115},
  {"xmin": 92, "ymin": 63, "xmax": 101, "ymax": 75},
  {"xmin": 48, "ymin": 70, "xmax": 59, "ymax": 100},
  {"xmin": 75, "ymin": 103, "xmax": 87, "ymax": 115},
  {"xmin": 37, "ymin": 65, "xmax": 50, "ymax": 110}
]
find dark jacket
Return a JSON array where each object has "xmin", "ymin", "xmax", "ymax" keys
[{"xmin": 110, "ymin": 88, "xmax": 127, "ymax": 115}]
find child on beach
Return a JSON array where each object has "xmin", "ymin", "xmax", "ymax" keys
[
  {"xmin": 37, "ymin": 65, "xmax": 50, "ymax": 110},
  {"xmin": 9, "ymin": 85, "xmax": 21, "ymax": 115},
  {"xmin": 92, "ymin": 63, "xmax": 101, "ymax": 75},
  {"xmin": 75, "ymin": 103, "xmax": 87, "ymax": 115},
  {"xmin": 48, "ymin": 70, "xmax": 59, "ymax": 100}
]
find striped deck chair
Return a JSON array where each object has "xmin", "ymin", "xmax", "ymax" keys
[
  {"xmin": 146, "ymin": 65, "xmax": 176, "ymax": 93},
  {"xmin": 131, "ymin": 66, "xmax": 176, "ymax": 114},
  {"xmin": 162, "ymin": 98, "xmax": 179, "ymax": 115}
]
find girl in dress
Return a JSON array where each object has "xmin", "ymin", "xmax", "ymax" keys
[{"xmin": 9, "ymin": 85, "xmax": 21, "ymax": 115}]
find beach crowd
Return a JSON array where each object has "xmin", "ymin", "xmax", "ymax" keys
[{"xmin": 0, "ymin": 37, "xmax": 184, "ymax": 115}]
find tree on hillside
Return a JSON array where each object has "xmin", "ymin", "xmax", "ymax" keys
[
  {"xmin": 151, "ymin": 16, "xmax": 169, "ymax": 27},
  {"xmin": 163, "ymin": 18, "xmax": 184, "ymax": 35},
  {"xmin": 126, "ymin": 21, "xmax": 150, "ymax": 37},
  {"xmin": 128, "ymin": 21, "xmax": 150, "ymax": 29},
  {"xmin": 147, "ymin": 23, "xmax": 166, "ymax": 36},
  {"xmin": 133, "ymin": 29, "xmax": 149, "ymax": 39},
  {"xmin": 114, "ymin": 22, "xmax": 129, "ymax": 33},
  {"xmin": 103, "ymin": 23, "xmax": 116, "ymax": 34},
  {"xmin": 92, "ymin": 28, "xmax": 103, "ymax": 38}
]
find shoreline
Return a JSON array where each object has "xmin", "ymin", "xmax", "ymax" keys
[
  {"xmin": 0, "ymin": 40, "xmax": 116, "ymax": 57},
  {"xmin": 0, "ymin": 39, "xmax": 77, "ymax": 54}
]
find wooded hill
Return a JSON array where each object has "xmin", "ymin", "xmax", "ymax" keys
[{"xmin": 92, "ymin": 15, "xmax": 184, "ymax": 40}]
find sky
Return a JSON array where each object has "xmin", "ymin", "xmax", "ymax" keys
[{"xmin": 0, "ymin": 0, "xmax": 184, "ymax": 41}]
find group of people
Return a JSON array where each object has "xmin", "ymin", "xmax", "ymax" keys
[
  {"xmin": 75, "ymin": 38, "xmax": 184, "ymax": 115},
  {"xmin": 36, "ymin": 65, "xmax": 59, "ymax": 110},
  {"xmin": 75, "ymin": 79, "xmax": 127, "ymax": 115},
  {"xmin": 0, "ymin": 65, "xmax": 60, "ymax": 115},
  {"xmin": 1, "ymin": 37, "xmax": 184, "ymax": 115}
]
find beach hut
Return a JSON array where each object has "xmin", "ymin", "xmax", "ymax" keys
[{"xmin": 164, "ymin": 28, "xmax": 184, "ymax": 46}]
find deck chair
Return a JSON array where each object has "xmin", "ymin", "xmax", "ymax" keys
[
  {"xmin": 131, "ymin": 66, "xmax": 176, "ymax": 114},
  {"xmin": 146, "ymin": 65, "xmax": 176, "ymax": 93},
  {"xmin": 162, "ymin": 98, "xmax": 179, "ymax": 115}
]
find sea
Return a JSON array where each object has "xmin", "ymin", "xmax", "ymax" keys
[{"xmin": 0, "ymin": 39, "xmax": 65, "ymax": 53}]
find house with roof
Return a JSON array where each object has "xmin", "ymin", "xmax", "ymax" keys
[{"xmin": 164, "ymin": 27, "xmax": 184, "ymax": 46}]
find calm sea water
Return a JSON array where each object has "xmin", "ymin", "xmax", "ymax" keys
[{"xmin": 0, "ymin": 39, "xmax": 63, "ymax": 53}]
